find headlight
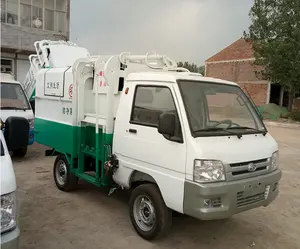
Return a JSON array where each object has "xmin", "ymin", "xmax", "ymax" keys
[
  {"xmin": 270, "ymin": 151, "xmax": 279, "ymax": 170},
  {"xmin": 193, "ymin": 160, "xmax": 226, "ymax": 183},
  {"xmin": 28, "ymin": 119, "xmax": 34, "ymax": 130},
  {"xmin": 1, "ymin": 192, "xmax": 17, "ymax": 233}
]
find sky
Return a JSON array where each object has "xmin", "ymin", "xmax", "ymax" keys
[{"xmin": 70, "ymin": 0, "xmax": 254, "ymax": 65}]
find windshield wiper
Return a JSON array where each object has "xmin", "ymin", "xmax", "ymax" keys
[
  {"xmin": 227, "ymin": 126, "xmax": 267, "ymax": 136},
  {"xmin": 194, "ymin": 127, "xmax": 242, "ymax": 139}
]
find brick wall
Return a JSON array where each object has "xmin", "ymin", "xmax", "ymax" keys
[
  {"xmin": 205, "ymin": 60, "xmax": 269, "ymax": 106},
  {"xmin": 238, "ymin": 83, "xmax": 269, "ymax": 106},
  {"xmin": 206, "ymin": 38, "xmax": 254, "ymax": 62},
  {"xmin": 205, "ymin": 60, "xmax": 265, "ymax": 82}
]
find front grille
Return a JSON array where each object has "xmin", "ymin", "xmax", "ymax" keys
[
  {"xmin": 236, "ymin": 186, "xmax": 270, "ymax": 208},
  {"xmin": 230, "ymin": 158, "xmax": 268, "ymax": 167},
  {"xmin": 229, "ymin": 158, "xmax": 269, "ymax": 178},
  {"xmin": 232, "ymin": 166, "xmax": 267, "ymax": 176}
]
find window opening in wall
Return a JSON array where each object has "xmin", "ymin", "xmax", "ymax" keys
[
  {"xmin": 1, "ymin": 59, "xmax": 13, "ymax": 74},
  {"xmin": 32, "ymin": 0, "xmax": 43, "ymax": 28},
  {"xmin": 56, "ymin": 10, "xmax": 66, "ymax": 33},
  {"xmin": 1, "ymin": 0, "xmax": 6, "ymax": 23},
  {"xmin": 45, "ymin": 0, "xmax": 54, "ymax": 31},
  {"xmin": 20, "ymin": 0, "xmax": 31, "ymax": 27},
  {"xmin": 2, "ymin": 0, "xmax": 19, "ymax": 25}
]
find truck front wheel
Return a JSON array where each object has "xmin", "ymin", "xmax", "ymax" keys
[
  {"xmin": 129, "ymin": 183, "xmax": 172, "ymax": 240},
  {"xmin": 53, "ymin": 155, "xmax": 78, "ymax": 191}
]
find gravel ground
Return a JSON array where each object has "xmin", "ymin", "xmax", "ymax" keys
[{"xmin": 13, "ymin": 125, "xmax": 300, "ymax": 249}]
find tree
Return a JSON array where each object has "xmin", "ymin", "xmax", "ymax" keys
[
  {"xmin": 244, "ymin": 0, "xmax": 300, "ymax": 111},
  {"xmin": 177, "ymin": 61, "xmax": 205, "ymax": 75}
]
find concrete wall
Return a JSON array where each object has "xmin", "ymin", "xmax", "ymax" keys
[{"xmin": 1, "ymin": 24, "xmax": 67, "ymax": 53}]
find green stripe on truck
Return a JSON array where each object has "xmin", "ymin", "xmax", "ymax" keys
[{"xmin": 34, "ymin": 118, "xmax": 78, "ymax": 156}]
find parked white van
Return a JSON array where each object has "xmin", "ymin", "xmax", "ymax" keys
[
  {"xmin": 0, "ymin": 131, "xmax": 20, "ymax": 248},
  {"xmin": 0, "ymin": 73, "xmax": 34, "ymax": 157}
]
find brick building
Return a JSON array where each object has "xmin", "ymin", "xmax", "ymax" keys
[
  {"xmin": 1, "ymin": 0, "xmax": 70, "ymax": 83},
  {"xmin": 205, "ymin": 38, "xmax": 288, "ymax": 107}
]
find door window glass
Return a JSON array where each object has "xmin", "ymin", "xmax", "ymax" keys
[
  {"xmin": 131, "ymin": 86, "xmax": 176, "ymax": 127},
  {"xmin": 130, "ymin": 85, "xmax": 183, "ymax": 141}
]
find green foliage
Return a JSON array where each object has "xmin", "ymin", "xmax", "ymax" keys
[
  {"xmin": 244, "ymin": 0, "xmax": 300, "ymax": 111},
  {"xmin": 258, "ymin": 103, "xmax": 289, "ymax": 120},
  {"xmin": 289, "ymin": 110, "xmax": 300, "ymax": 121},
  {"xmin": 177, "ymin": 61, "xmax": 205, "ymax": 75},
  {"xmin": 283, "ymin": 110, "xmax": 300, "ymax": 121},
  {"xmin": 280, "ymin": 112, "xmax": 290, "ymax": 119}
]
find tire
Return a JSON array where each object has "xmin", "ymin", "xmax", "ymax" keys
[
  {"xmin": 129, "ymin": 183, "xmax": 172, "ymax": 240},
  {"xmin": 53, "ymin": 155, "xmax": 78, "ymax": 192},
  {"xmin": 12, "ymin": 147, "xmax": 27, "ymax": 158}
]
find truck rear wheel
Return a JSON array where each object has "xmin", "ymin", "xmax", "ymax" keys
[
  {"xmin": 12, "ymin": 147, "xmax": 27, "ymax": 158},
  {"xmin": 129, "ymin": 183, "xmax": 172, "ymax": 240},
  {"xmin": 53, "ymin": 155, "xmax": 78, "ymax": 191}
]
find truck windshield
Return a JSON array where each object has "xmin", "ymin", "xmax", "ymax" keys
[
  {"xmin": 0, "ymin": 82, "xmax": 30, "ymax": 110},
  {"xmin": 178, "ymin": 80, "xmax": 266, "ymax": 137}
]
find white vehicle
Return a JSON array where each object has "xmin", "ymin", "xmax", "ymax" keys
[
  {"xmin": 0, "ymin": 131, "xmax": 20, "ymax": 248},
  {"xmin": 32, "ymin": 40, "xmax": 282, "ymax": 240},
  {"xmin": 0, "ymin": 73, "xmax": 34, "ymax": 157}
]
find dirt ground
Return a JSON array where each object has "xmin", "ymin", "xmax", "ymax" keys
[{"xmin": 13, "ymin": 125, "xmax": 300, "ymax": 249}]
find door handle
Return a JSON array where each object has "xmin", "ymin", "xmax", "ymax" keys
[{"xmin": 129, "ymin": 129, "xmax": 137, "ymax": 134}]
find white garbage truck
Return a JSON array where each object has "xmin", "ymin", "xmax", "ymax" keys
[{"xmin": 31, "ymin": 40, "xmax": 281, "ymax": 240}]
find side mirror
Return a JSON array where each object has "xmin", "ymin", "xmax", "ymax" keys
[{"xmin": 158, "ymin": 112, "xmax": 175, "ymax": 137}]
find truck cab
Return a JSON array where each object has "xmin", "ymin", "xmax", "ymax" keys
[
  {"xmin": 0, "ymin": 73, "xmax": 34, "ymax": 157},
  {"xmin": 113, "ymin": 72, "xmax": 281, "ymax": 228}
]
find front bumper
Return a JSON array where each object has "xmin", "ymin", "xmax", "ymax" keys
[
  {"xmin": 1, "ymin": 227, "xmax": 20, "ymax": 249},
  {"xmin": 183, "ymin": 169, "xmax": 282, "ymax": 220}
]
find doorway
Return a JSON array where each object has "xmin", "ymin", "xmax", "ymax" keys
[
  {"xmin": 270, "ymin": 84, "xmax": 281, "ymax": 105},
  {"xmin": 270, "ymin": 84, "xmax": 289, "ymax": 108}
]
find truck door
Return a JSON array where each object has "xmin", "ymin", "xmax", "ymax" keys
[{"xmin": 114, "ymin": 83, "xmax": 187, "ymax": 212}]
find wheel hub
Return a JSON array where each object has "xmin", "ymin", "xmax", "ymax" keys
[
  {"xmin": 133, "ymin": 195, "xmax": 156, "ymax": 232},
  {"xmin": 55, "ymin": 160, "xmax": 67, "ymax": 185}
]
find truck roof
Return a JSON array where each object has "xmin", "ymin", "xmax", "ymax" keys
[{"xmin": 126, "ymin": 71, "xmax": 238, "ymax": 86}]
